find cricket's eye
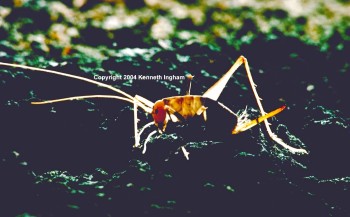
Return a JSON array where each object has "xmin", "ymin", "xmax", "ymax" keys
[{"xmin": 152, "ymin": 101, "xmax": 166, "ymax": 124}]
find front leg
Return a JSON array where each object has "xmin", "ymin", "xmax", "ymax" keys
[
  {"xmin": 133, "ymin": 95, "xmax": 154, "ymax": 148},
  {"xmin": 133, "ymin": 97, "xmax": 141, "ymax": 148}
]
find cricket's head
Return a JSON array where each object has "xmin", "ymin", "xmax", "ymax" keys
[{"xmin": 152, "ymin": 100, "xmax": 168, "ymax": 131}]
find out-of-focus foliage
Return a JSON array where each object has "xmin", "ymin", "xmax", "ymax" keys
[{"xmin": 1, "ymin": 0, "xmax": 350, "ymax": 57}]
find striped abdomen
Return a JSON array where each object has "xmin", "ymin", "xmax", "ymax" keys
[{"xmin": 163, "ymin": 95, "xmax": 205, "ymax": 119}]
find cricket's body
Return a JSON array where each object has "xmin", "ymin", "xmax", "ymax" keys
[
  {"xmin": 164, "ymin": 95, "xmax": 204, "ymax": 119},
  {"xmin": 152, "ymin": 95, "xmax": 238, "ymax": 136},
  {"xmin": 0, "ymin": 55, "xmax": 308, "ymax": 160}
]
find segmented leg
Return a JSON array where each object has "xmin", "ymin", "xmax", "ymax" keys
[
  {"xmin": 203, "ymin": 57, "xmax": 244, "ymax": 101},
  {"xmin": 181, "ymin": 146, "xmax": 190, "ymax": 160},
  {"xmin": 134, "ymin": 97, "xmax": 141, "ymax": 147},
  {"xmin": 204, "ymin": 56, "xmax": 307, "ymax": 155},
  {"xmin": 133, "ymin": 95, "xmax": 154, "ymax": 148},
  {"xmin": 142, "ymin": 130, "xmax": 157, "ymax": 154},
  {"xmin": 0, "ymin": 61, "xmax": 157, "ymax": 150},
  {"xmin": 137, "ymin": 121, "xmax": 155, "ymax": 141}
]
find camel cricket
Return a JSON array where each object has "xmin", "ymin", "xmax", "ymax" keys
[{"xmin": 0, "ymin": 56, "xmax": 308, "ymax": 160}]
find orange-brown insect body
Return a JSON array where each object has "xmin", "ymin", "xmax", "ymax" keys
[
  {"xmin": 152, "ymin": 95, "xmax": 238, "ymax": 135},
  {"xmin": 152, "ymin": 95, "xmax": 202, "ymax": 130},
  {"xmin": 163, "ymin": 95, "xmax": 204, "ymax": 119}
]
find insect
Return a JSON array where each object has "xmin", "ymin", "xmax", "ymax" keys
[{"xmin": 0, "ymin": 56, "xmax": 308, "ymax": 159}]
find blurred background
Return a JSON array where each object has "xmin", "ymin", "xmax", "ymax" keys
[{"xmin": 0, "ymin": 0, "xmax": 350, "ymax": 57}]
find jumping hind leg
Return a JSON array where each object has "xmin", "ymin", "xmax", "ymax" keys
[{"xmin": 203, "ymin": 56, "xmax": 307, "ymax": 154}]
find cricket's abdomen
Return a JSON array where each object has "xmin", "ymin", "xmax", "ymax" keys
[{"xmin": 163, "ymin": 95, "xmax": 204, "ymax": 119}]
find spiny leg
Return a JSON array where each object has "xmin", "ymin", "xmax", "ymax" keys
[
  {"xmin": 204, "ymin": 56, "xmax": 307, "ymax": 154},
  {"xmin": 240, "ymin": 56, "xmax": 307, "ymax": 154}
]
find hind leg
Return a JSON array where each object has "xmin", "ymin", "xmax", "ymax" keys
[
  {"xmin": 204, "ymin": 56, "xmax": 307, "ymax": 154},
  {"xmin": 240, "ymin": 57, "xmax": 307, "ymax": 154}
]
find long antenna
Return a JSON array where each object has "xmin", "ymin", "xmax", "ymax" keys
[
  {"xmin": 31, "ymin": 94, "xmax": 152, "ymax": 113},
  {"xmin": 0, "ymin": 61, "xmax": 134, "ymax": 100}
]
